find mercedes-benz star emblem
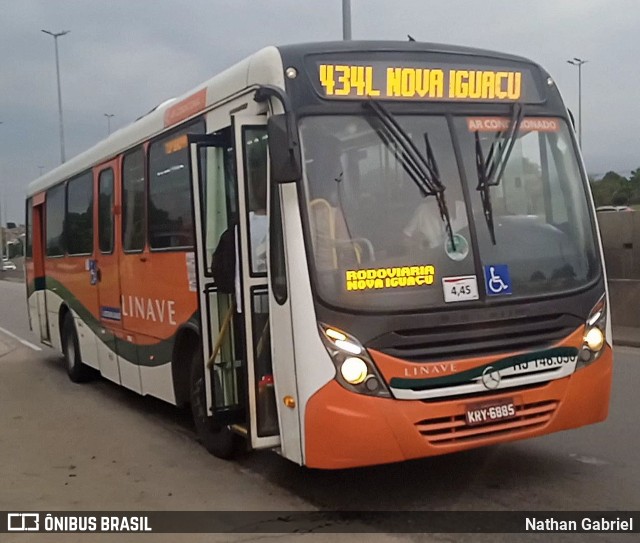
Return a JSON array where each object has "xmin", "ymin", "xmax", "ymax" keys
[{"xmin": 481, "ymin": 366, "xmax": 501, "ymax": 390}]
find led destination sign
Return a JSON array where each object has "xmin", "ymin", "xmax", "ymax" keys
[{"xmin": 316, "ymin": 61, "xmax": 540, "ymax": 102}]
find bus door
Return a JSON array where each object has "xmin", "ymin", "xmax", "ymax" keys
[
  {"xmin": 31, "ymin": 195, "xmax": 50, "ymax": 343},
  {"xmin": 233, "ymin": 115, "xmax": 283, "ymax": 450},
  {"xmin": 189, "ymin": 130, "xmax": 247, "ymax": 435},
  {"xmin": 189, "ymin": 115, "xmax": 281, "ymax": 451},
  {"xmin": 94, "ymin": 164, "xmax": 130, "ymax": 388}
]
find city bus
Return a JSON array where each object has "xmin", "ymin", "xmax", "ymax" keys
[{"xmin": 25, "ymin": 41, "xmax": 612, "ymax": 469}]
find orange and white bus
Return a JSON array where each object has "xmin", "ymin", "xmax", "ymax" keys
[{"xmin": 25, "ymin": 41, "xmax": 612, "ymax": 469}]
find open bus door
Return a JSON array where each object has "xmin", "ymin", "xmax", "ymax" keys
[
  {"xmin": 31, "ymin": 194, "xmax": 50, "ymax": 344},
  {"xmin": 189, "ymin": 116, "xmax": 281, "ymax": 452},
  {"xmin": 189, "ymin": 131, "xmax": 246, "ymax": 432}
]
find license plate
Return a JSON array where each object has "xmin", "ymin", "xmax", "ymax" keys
[
  {"xmin": 465, "ymin": 398, "xmax": 517, "ymax": 426},
  {"xmin": 442, "ymin": 275, "xmax": 479, "ymax": 303}
]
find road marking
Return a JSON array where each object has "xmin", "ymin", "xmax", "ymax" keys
[
  {"xmin": 569, "ymin": 453, "xmax": 609, "ymax": 466},
  {"xmin": 0, "ymin": 325, "xmax": 42, "ymax": 351}
]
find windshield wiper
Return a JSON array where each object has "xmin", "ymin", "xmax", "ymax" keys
[
  {"xmin": 475, "ymin": 102, "xmax": 524, "ymax": 244},
  {"xmin": 365, "ymin": 100, "xmax": 456, "ymax": 250}
]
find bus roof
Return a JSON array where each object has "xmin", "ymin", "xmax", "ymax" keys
[
  {"xmin": 277, "ymin": 40, "xmax": 535, "ymax": 65},
  {"xmin": 27, "ymin": 40, "xmax": 541, "ymax": 198}
]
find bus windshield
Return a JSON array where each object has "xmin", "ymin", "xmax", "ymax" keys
[{"xmin": 300, "ymin": 114, "xmax": 599, "ymax": 312}]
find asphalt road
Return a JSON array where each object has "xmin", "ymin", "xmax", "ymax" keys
[{"xmin": 0, "ymin": 278, "xmax": 638, "ymax": 542}]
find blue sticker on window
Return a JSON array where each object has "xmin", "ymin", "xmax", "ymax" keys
[{"xmin": 484, "ymin": 264, "xmax": 512, "ymax": 296}]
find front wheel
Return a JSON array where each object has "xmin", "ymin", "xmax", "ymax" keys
[
  {"xmin": 189, "ymin": 349, "xmax": 242, "ymax": 459},
  {"xmin": 61, "ymin": 314, "xmax": 93, "ymax": 383}
]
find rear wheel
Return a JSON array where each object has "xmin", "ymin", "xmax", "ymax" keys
[
  {"xmin": 189, "ymin": 349, "xmax": 242, "ymax": 459},
  {"xmin": 61, "ymin": 314, "xmax": 93, "ymax": 383}
]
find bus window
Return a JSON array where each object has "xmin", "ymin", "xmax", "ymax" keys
[
  {"xmin": 99, "ymin": 169, "xmax": 115, "ymax": 253},
  {"xmin": 243, "ymin": 127, "xmax": 268, "ymax": 275},
  {"xmin": 199, "ymin": 128, "xmax": 235, "ymax": 274},
  {"xmin": 456, "ymin": 118, "xmax": 597, "ymax": 296},
  {"xmin": 269, "ymin": 184, "xmax": 287, "ymax": 304},
  {"xmin": 66, "ymin": 171, "xmax": 94, "ymax": 255},
  {"xmin": 148, "ymin": 121, "xmax": 204, "ymax": 250},
  {"xmin": 251, "ymin": 290, "xmax": 277, "ymax": 437},
  {"xmin": 122, "ymin": 148, "xmax": 145, "ymax": 252},
  {"xmin": 25, "ymin": 198, "xmax": 33, "ymax": 258},
  {"xmin": 46, "ymin": 184, "xmax": 65, "ymax": 257}
]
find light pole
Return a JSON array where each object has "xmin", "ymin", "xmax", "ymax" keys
[
  {"xmin": 342, "ymin": 0, "xmax": 352, "ymax": 40},
  {"xmin": 0, "ymin": 121, "xmax": 3, "ymax": 264},
  {"xmin": 42, "ymin": 29, "xmax": 70, "ymax": 164},
  {"xmin": 104, "ymin": 113, "xmax": 115, "ymax": 135},
  {"xmin": 567, "ymin": 57, "xmax": 587, "ymax": 147}
]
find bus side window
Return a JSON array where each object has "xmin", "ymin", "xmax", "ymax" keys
[
  {"xmin": 243, "ymin": 127, "xmax": 268, "ymax": 275},
  {"xmin": 148, "ymin": 120, "xmax": 205, "ymax": 250},
  {"xmin": 98, "ymin": 169, "xmax": 115, "ymax": 253},
  {"xmin": 122, "ymin": 148, "xmax": 146, "ymax": 252},
  {"xmin": 46, "ymin": 184, "xmax": 66, "ymax": 257},
  {"xmin": 25, "ymin": 197, "xmax": 33, "ymax": 258},
  {"xmin": 200, "ymin": 128, "xmax": 236, "ymax": 275}
]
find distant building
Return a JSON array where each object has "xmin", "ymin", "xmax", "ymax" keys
[{"xmin": 1, "ymin": 225, "xmax": 25, "ymax": 258}]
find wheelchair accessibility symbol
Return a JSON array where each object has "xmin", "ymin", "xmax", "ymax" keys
[{"xmin": 484, "ymin": 264, "xmax": 512, "ymax": 296}]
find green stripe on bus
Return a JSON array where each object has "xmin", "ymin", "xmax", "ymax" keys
[
  {"xmin": 43, "ymin": 276, "xmax": 196, "ymax": 367},
  {"xmin": 389, "ymin": 346, "xmax": 580, "ymax": 390}
]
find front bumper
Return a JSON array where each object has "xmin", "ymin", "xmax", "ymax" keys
[{"xmin": 304, "ymin": 346, "xmax": 612, "ymax": 469}]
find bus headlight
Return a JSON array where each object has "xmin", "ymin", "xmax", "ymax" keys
[
  {"xmin": 584, "ymin": 327, "xmax": 605, "ymax": 352},
  {"xmin": 340, "ymin": 357, "xmax": 368, "ymax": 385},
  {"xmin": 319, "ymin": 323, "xmax": 391, "ymax": 397},
  {"xmin": 578, "ymin": 295, "xmax": 607, "ymax": 367}
]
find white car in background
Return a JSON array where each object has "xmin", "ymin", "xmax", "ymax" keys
[
  {"xmin": 1, "ymin": 260, "xmax": 16, "ymax": 271},
  {"xmin": 596, "ymin": 205, "xmax": 635, "ymax": 212}
]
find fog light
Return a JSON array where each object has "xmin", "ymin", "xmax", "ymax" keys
[
  {"xmin": 364, "ymin": 376, "xmax": 380, "ymax": 392},
  {"xmin": 340, "ymin": 357, "xmax": 368, "ymax": 385},
  {"xmin": 584, "ymin": 327, "xmax": 605, "ymax": 351}
]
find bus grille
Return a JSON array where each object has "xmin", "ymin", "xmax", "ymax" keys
[
  {"xmin": 415, "ymin": 400, "xmax": 558, "ymax": 446},
  {"xmin": 368, "ymin": 314, "xmax": 581, "ymax": 362}
]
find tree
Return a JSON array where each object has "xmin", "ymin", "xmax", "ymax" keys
[
  {"xmin": 590, "ymin": 171, "xmax": 629, "ymax": 207},
  {"xmin": 612, "ymin": 190, "xmax": 630, "ymax": 206}
]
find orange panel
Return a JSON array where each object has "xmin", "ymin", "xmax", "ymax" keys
[
  {"xmin": 304, "ymin": 347, "xmax": 612, "ymax": 469},
  {"xmin": 164, "ymin": 89, "xmax": 207, "ymax": 128}
]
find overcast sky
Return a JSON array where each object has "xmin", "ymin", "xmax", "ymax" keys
[{"xmin": 1, "ymin": 0, "xmax": 638, "ymax": 223}]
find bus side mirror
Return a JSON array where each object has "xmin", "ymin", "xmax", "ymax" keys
[{"xmin": 267, "ymin": 114, "xmax": 302, "ymax": 183}]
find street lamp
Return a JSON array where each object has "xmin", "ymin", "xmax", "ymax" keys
[
  {"xmin": 0, "ymin": 121, "xmax": 3, "ymax": 265},
  {"xmin": 42, "ymin": 29, "xmax": 70, "ymax": 164},
  {"xmin": 104, "ymin": 113, "xmax": 115, "ymax": 135},
  {"xmin": 342, "ymin": 0, "xmax": 352, "ymax": 40},
  {"xmin": 567, "ymin": 57, "xmax": 587, "ymax": 147},
  {"xmin": 0, "ymin": 184, "xmax": 4, "ymax": 264}
]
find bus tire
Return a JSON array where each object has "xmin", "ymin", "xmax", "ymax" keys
[
  {"xmin": 61, "ymin": 314, "xmax": 93, "ymax": 383},
  {"xmin": 189, "ymin": 349, "xmax": 242, "ymax": 459}
]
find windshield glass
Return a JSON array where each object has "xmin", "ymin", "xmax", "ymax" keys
[
  {"xmin": 300, "ymin": 115, "xmax": 473, "ymax": 311},
  {"xmin": 455, "ymin": 117, "xmax": 598, "ymax": 297},
  {"xmin": 300, "ymin": 114, "xmax": 599, "ymax": 312}
]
